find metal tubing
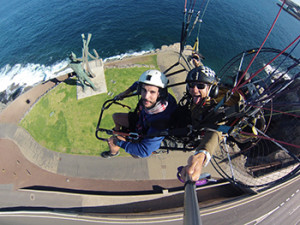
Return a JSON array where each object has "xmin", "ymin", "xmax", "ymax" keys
[{"xmin": 183, "ymin": 180, "xmax": 202, "ymax": 225}]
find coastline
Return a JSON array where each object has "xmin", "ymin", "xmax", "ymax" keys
[
  {"xmin": 0, "ymin": 42, "xmax": 190, "ymax": 113},
  {"xmin": 0, "ymin": 102, "xmax": 6, "ymax": 112}
]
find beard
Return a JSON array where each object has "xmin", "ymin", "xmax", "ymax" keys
[{"xmin": 142, "ymin": 98, "xmax": 156, "ymax": 109}]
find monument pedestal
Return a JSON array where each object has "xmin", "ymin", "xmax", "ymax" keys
[{"xmin": 76, "ymin": 59, "xmax": 107, "ymax": 100}]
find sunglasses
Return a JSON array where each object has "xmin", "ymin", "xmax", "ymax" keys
[{"xmin": 188, "ymin": 82, "xmax": 207, "ymax": 89}]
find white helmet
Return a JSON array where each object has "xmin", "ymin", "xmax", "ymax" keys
[{"xmin": 139, "ymin": 70, "xmax": 168, "ymax": 88}]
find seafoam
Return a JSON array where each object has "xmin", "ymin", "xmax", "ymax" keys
[{"xmin": 0, "ymin": 50, "xmax": 152, "ymax": 103}]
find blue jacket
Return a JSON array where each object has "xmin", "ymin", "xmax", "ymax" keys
[{"xmin": 118, "ymin": 83, "xmax": 177, "ymax": 157}]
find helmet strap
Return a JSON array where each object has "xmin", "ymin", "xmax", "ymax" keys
[{"xmin": 207, "ymin": 85, "xmax": 213, "ymax": 98}]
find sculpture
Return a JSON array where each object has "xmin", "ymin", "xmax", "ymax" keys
[{"xmin": 54, "ymin": 33, "xmax": 102, "ymax": 92}]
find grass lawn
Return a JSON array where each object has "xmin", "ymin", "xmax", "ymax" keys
[{"xmin": 20, "ymin": 55, "xmax": 171, "ymax": 156}]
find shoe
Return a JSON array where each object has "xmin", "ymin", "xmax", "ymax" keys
[
  {"xmin": 101, "ymin": 151, "xmax": 120, "ymax": 158},
  {"xmin": 152, "ymin": 149, "xmax": 162, "ymax": 155}
]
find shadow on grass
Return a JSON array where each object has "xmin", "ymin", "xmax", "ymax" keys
[
  {"xmin": 63, "ymin": 77, "xmax": 78, "ymax": 86},
  {"xmin": 62, "ymin": 74, "xmax": 95, "ymax": 90}
]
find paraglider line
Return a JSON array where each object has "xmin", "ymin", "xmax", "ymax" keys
[
  {"xmin": 233, "ymin": 0, "xmax": 287, "ymax": 92},
  {"xmin": 236, "ymin": 35, "xmax": 300, "ymax": 91},
  {"xmin": 240, "ymin": 131, "xmax": 300, "ymax": 149}
]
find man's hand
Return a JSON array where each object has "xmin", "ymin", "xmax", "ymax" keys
[
  {"xmin": 107, "ymin": 136, "xmax": 121, "ymax": 154},
  {"xmin": 181, "ymin": 152, "xmax": 206, "ymax": 182},
  {"xmin": 192, "ymin": 58, "xmax": 201, "ymax": 68},
  {"xmin": 114, "ymin": 93, "xmax": 124, "ymax": 100}
]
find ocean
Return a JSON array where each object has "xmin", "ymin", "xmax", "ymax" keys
[{"xmin": 0, "ymin": 0, "xmax": 299, "ymax": 103}]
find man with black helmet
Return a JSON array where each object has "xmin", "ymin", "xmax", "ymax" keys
[
  {"xmin": 101, "ymin": 69, "xmax": 177, "ymax": 158},
  {"xmin": 180, "ymin": 65, "xmax": 223, "ymax": 181}
]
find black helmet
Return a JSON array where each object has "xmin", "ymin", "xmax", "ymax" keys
[
  {"xmin": 186, "ymin": 66, "xmax": 219, "ymax": 99},
  {"xmin": 186, "ymin": 66, "xmax": 216, "ymax": 85}
]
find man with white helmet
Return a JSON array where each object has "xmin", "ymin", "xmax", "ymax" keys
[{"xmin": 101, "ymin": 69, "xmax": 177, "ymax": 158}]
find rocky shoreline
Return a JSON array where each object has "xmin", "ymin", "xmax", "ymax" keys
[
  {"xmin": 0, "ymin": 43, "xmax": 185, "ymax": 113},
  {"xmin": 0, "ymin": 102, "xmax": 6, "ymax": 112}
]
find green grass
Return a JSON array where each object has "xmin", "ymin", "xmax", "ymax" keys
[{"xmin": 20, "ymin": 55, "xmax": 166, "ymax": 156}]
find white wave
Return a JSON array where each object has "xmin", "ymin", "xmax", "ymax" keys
[
  {"xmin": 103, "ymin": 50, "xmax": 153, "ymax": 62},
  {"xmin": 0, "ymin": 60, "xmax": 70, "ymax": 93},
  {"xmin": 263, "ymin": 64, "xmax": 291, "ymax": 82},
  {"xmin": 0, "ymin": 49, "xmax": 154, "ymax": 102}
]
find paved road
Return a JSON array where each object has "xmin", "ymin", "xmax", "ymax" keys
[
  {"xmin": 0, "ymin": 175, "xmax": 298, "ymax": 225},
  {"xmin": 201, "ymin": 175, "xmax": 300, "ymax": 225}
]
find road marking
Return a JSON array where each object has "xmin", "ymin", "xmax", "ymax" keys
[
  {"xmin": 289, "ymin": 204, "xmax": 300, "ymax": 216},
  {"xmin": 202, "ymin": 176, "xmax": 300, "ymax": 216},
  {"xmin": 245, "ymin": 206, "xmax": 280, "ymax": 225},
  {"xmin": 0, "ymin": 211, "xmax": 183, "ymax": 224},
  {"xmin": 244, "ymin": 185, "xmax": 300, "ymax": 224}
]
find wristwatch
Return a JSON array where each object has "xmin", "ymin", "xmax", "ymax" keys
[
  {"xmin": 115, "ymin": 138, "xmax": 122, "ymax": 147},
  {"xmin": 194, "ymin": 150, "xmax": 211, "ymax": 167}
]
